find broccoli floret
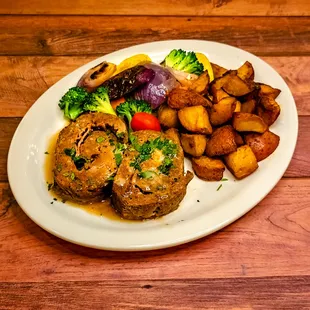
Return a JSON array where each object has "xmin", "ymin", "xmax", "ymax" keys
[
  {"xmin": 58, "ymin": 87, "xmax": 88, "ymax": 120},
  {"xmin": 116, "ymin": 99, "xmax": 152, "ymax": 129},
  {"xmin": 163, "ymin": 49, "xmax": 204, "ymax": 75},
  {"xmin": 83, "ymin": 87, "xmax": 116, "ymax": 116}
]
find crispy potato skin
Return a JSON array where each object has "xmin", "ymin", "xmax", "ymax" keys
[
  {"xmin": 210, "ymin": 97, "xmax": 236, "ymax": 126},
  {"xmin": 258, "ymin": 83, "xmax": 281, "ymax": 99},
  {"xmin": 224, "ymin": 145, "xmax": 258, "ymax": 179},
  {"xmin": 245, "ymin": 131, "xmax": 280, "ymax": 161},
  {"xmin": 222, "ymin": 74, "xmax": 255, "ymax": 97},
  {"xmin": 232, "ymin": 112, "xmax": 268, "ymax": 133},
  {"xmin": 180, "ymin": 133, "xmax": 208, "ymax": 157},
  {"xmin": 234, "ymin": 131, "xmax": 244, "ymax": 146},
  {"xmin": 237, "ymin": 61, "xmax": 254, "ymax": 81},
  {"xmin": 186, "ymin": 71, "xmax": 210, "ymax": 94},
  {"xmin": 205, "ymin": 125, "xmax": 237, "ymax": 157},
  {"xmin": 241, "ymin": 99, "xmax": 256, "ymax": 113},
  {"xmin": 168, "ymin": 88, "xmax": 212, "ymax": 110},
  {"xmin": 257, "ymin": 95, "xmax": 281, "ymax": 126},
  {"xmin": 211, "ymin": 63, "xmax": 228, "ymax": 79},
  {"xmin": 234, "ymin": 100, "xmax": 241, "ymax": 112},
  {"xmin": 192, "ymin": 156, "xmax": 225, "ymax": 181},
  {"xmin": 178, "ymin": 106, "xmax": 213, "ymax": 134},
  {"xmin": 212, "ymin": 88, "xmax": 230, "ymax": 104},
  {"xmin": 158, "ymin": 104, "xmax": 179, "ymax": 128}
]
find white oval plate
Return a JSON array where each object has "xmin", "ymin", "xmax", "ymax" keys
[{"xmin": 8, "ymin": 40, "xmax": 298, "ymax": 251}]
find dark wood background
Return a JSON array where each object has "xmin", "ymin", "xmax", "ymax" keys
[{"xmin": 0, "ymin": 1, "xmax": 310, "ymax": 309}]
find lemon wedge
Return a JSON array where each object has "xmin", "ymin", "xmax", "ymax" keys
[
  {"xmin": 114, "ymin": 54, "xmax": 152, "ymax": 76},
  {"xmin": 195, "ymin": 52, "xmax": 214, "ymax": 82}
]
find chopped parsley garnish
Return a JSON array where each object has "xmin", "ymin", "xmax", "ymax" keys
[
  {"xmin": 70, "ymin": 172, "xmax": 75, "ymax": 180},
  {"xmin": 129, "ymin": 137, "xmax": 177, "ymax": 175},
  {"xmin": 96, "ymin": 136, "xmax": 105, "ymax": 143},
  {"xmin": 216, "ymin": 184, "xmax": 223, "ymax": 191},
  {"xmin": 44, "ymin": 151, "xmax": 49, "ymax": 155},
  {"xmin": 114, "ymin": 143, "xmax": 126, "ymax": 166},
  {"xmin": 221, "ymin": 178, "xmax": 228, "ymax": 181},
  {"xmin": 64, "ymin": 147, "xmax": 88, "ymax": 170},
  {"xmin": 138, "ymin": 170, "xmax": 157, "ymax": 179}
]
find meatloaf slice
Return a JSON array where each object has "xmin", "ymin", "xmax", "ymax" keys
[
  {"xmin": 112, "ymin": 129, "xmax": 193, "ymax": 220},
  {"xmin": 54, "ymin": 112, "xmax": 128, "ymax": 199}
]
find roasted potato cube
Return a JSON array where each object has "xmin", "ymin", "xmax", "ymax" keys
[
  {"xmin": 184, "ymin": 71, "xmax": 210, "ymax": 94},
  {"xmin": 224, "ymin": 145, "xmax": 258, "ymax": 179},
  {"xmin": 168, "ymin": 88, "xmax": 212, "ymax": 110},
  {"xmin": 158, "ymin": 104, "xmax": 179, "ymax": 128},
  {"xmin": 192, "ymin": 156, "xmax": 225, "ymax": 181},
  {"xmin": 212, "ymin": 88, "xmax": 230, "ymax": 104},
  {"xmin": 178, "ymin": 105, "xmax": 212, "ymax": 134},
  {"xmin": 211, "ymin": 63, "xmax": 228, "ymax": 79},
  {"xmin": 258, "ymin": 83, "xmax": 281, "ymax": 99},
  {"xmin": 232, "ymin": 112, "xmax": 268, "ymax": 133},
  {"xmin": 234, "ymin": 100, "xmax": 241, "ymax": 112},
  {"xmin": 180, "ymin": 133, "xmax": 208, "ymax": 157},
  {"xmin": 237, "ymin": 61, "xmax": 254, "ymax": 81},
  {"xmin": 209, "ymin": 70, "xmax": 234, "ymax": 95},
  {"xmin": 205, "ymin": 125, "xmax": 237, "ymax": 157},
  {"xmin": 245, "ymin": 131, "xmax": 280, "ymax": 161},
  {"xmin": 257, "ymin": 95, "xmax": 281, "ymax": 126},
  {"xmin": 210, "ymin": 97, "xmax": 236, "ymax": 126},
  {"xmin": 238, "ymin": 86, "xmax": 260, "ymax": 103},
  {"xmin": 222, "ymin": 74, "xmax": 255, "ymax": 97},
  {"xmin": 234, "ymin": 131, "xmax": 244, "ymax": 146},
  {"xmin": 241, "ymin": 99, "xmax": 256, "ymax": 113}
]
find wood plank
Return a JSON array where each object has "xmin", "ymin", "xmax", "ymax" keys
[
  {"xmin": 0, "ymin": 178, "xmax": 309, "ymax": 282},
  {"xmin": 0, "ymin": 56, "xmax": 309, "ymax": 117},
  {"xmin": 0, "ymin": 277, "xmax": 309, "ymax": 309},
  {"xmin": 0, "ymin": 117, "xmax": 309, "ymax": 182},
  {"xmin": 0, "ymin": 16, "xmax": 310, "ymax": 56},
  {"xmin": 0, "ymin": 0, "xmax": 309, "ymax": 16}
]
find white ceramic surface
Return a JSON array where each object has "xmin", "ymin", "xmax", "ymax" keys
[{"xmin": 7, "ymin": 40, "xmax": 298, "ymax": 251}]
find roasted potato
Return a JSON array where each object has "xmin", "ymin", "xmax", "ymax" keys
[
  {"xmin": 184, "ymin": 71, "xmax": 210, "ymax": 94},
  {"xmin": 211, "ymin": 63, "xmax": 228, "ymax": 79},
  {"xmin": 205, "ymin": 125, "xmax": 237, "ymax": 157},
  {"xmin": 257, "ymin": 95, "xmax": 281, "ymax": 126},
  {"xmin": 241, "ymin": 99, "xmax": 256, "ymax": 113},
  {"xmin": 178, "ymin": 105, "xmax": 212, "ymax": 134},
  {"xmin": 258, "ymin": 83, "xmax": 281, "ymax": 99},
  {"xmin": 234, "ymin": 131, "xmax": 244, "ymax": 146},
  {"xmin": 234, "ymin": 100, "xmax": 241, "ymax": 112},
  {"xmin": 210, "ymin": 97, "xmax": 236, "ymax": 126},
  {"xmin": 237, "ymin": 61, "xmax": 254, "ymax": 81},
  {"xmin": 224, "ymin": 145, "xmax": 258, "ymax": 179},
  {"xmin": 209, "ymin": 70, "xmax": 234, "ymax": 95},
  {"xmin": 232, "ymin": 112, "xmax": 268, "ymax": 133},
  {"xmin": 180, "ymin": 133, "xmax": 208, "ymax": 157},
  {"xmin": 158, "ymin": 104, "xmax": 179, "ymax": 128},
  {"xmin": 222, "ymin": 74, "xmax": 255, "ymax": 97},
  {"xmin": 245, "ymin": 131, "xmax": 280, "ymax": 161},
  {"xmin": 168, "ymin": 88, "xmax": 212, "ymax": 109},
  {"xmin": 192, "ymin": 156, "xmax": 225, "ymax": 181},
  {"xmin": 212, "ymin": 88, "xmax": 230, "ymax": 104}
]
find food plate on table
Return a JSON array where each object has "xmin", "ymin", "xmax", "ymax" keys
[{"xmin": 7, "ymin": 40, "xmax": 298, "ymax": 251}]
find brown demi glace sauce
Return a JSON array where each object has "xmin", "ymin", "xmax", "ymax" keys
[{"xmin": 44, "ymin": 131, "xmax": 126, "ymax": 221}]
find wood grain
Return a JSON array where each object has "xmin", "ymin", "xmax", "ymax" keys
[
  {"xmin": 1, "ymin": 0, "xmax": 309, "ymax": 16},
  {"xmin": 0, "ymin": 16, "xmax": 310, "ymax": 56},
  {"xmin": 0, "ymin": 56, "xmax": 309, "ymax": 118},
  {"xmin": 0, "ymin": 277, "xmax": 309, "ymax": 309},
  {"xmin": 0, "ymin": 178, "xmax": 309, "ymax": 282},
  {"xmin": 0, "ymin": 117, "xmax": 309, "ymax": 182}
]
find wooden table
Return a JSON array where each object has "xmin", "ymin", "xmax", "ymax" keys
[{"xmin": 1, "ymin": 1, "xmax": 310, "ymax": 309}]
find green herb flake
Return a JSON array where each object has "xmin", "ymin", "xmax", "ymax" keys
[
  {"xmin": 47, "ymin": 182, "xmax": 53, "ymax": 191},
  {"xmin": 96, "ymin": 136, "xmax": 105, "ymax": 143},
  {"xmin": 216, "ymin": 184, "xmax": 223, "ymax": 191},
  {"xmin": 221, "ymin": 178, "xmax": 228, "ymax": 181},
  {"xmin": 56, "ymin": 164, "xmax": 62, "ymax": 172},
  {"xmin": 109, "ymin": 139, "xmax": 115, "ymax": 146},
  {"xmin": 63, "ymin": 172, "xmax": 70, "ymax": 177},
  {"xmin": 44, "ymin": 151, "xmax": 49, "ymax": 155},
  {"xmin": 115, "ymin": 153, "xmax": 122, "ymax": 166},
  {"xmin": 138, "ymin": 170, "xmax": 157, "ymax": 179},
  {"xmin": 70, "ymin": 172, "xmax": 75, "ymax": 181}
]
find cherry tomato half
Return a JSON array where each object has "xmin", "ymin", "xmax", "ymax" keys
[{"xmin": 131, "ymin": 112, "xmax": 161, "ymax": 132}]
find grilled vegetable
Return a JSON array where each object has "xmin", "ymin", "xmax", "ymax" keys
[
  {"xmin": 58, "ymin": 86, "xmax": 89, "ymax": 120},
  {"xmin": 77, "ymin": 61, "xmax": 116, "ymax": 92},
  {"xmin": 163, "ymin": 49, "xmax": 204, "ymax": 75},
  {"xmin": 84, "ymin": 86, "xmax": 116, "ymax": 116},
  {"xmin": 131, "ymin": 113, "xmax": 161, "ymax": 132},
  {"xmin": 102, "ymin": 66, "xmax": 155, "ymax": 100}
]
